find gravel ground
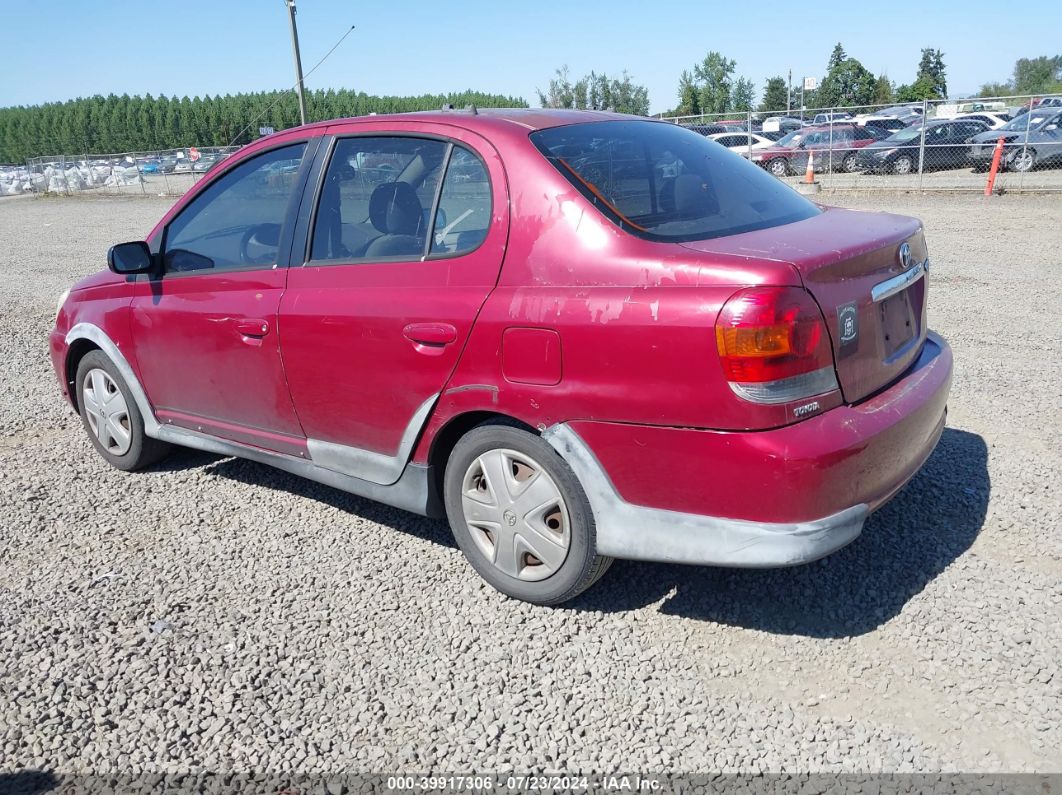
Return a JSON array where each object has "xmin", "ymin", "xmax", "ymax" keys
[{"xmin": 0, "ymin": 192, "xmax": 1059, "ymax": 780}]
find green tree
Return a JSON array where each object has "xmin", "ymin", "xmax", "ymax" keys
[
  {"xmin": 872, "ymin": 74, "xmax": 895, "ymax": 105},
  {"xmin": 827, "ymin": 43, "xmax": 848, "ymax": 72},
  {"xmin": 1013, "ymin": 55, "xmax": 1062, "ymax": 94},
  {"xmin": 816, "ymin": 58, "xmax": 876, "ymax": 107},
  {"xmin": 731, "ymin": 77, "xmax": 756, "ymax": 112},
  {"xmin": 694, "ymin": 51, "xmax": 736, "ymax": 114},
  {"xmin": 895, "ymin": 74, "xmax": 942, "ymax": 102},
  {"xmin": 538, "ymin": 67, "xmax": 649, "ymax": 115},
  {"xmin": 915, "ymin": 48, "xmax": 947, "ymax": 99},
  {"xmin": 677, "ymin": 70, "xmax": 701, "ymax": 116},
  {"xmin": 759, "ymin": 76, "xmax": 789, "ymax": 112}
]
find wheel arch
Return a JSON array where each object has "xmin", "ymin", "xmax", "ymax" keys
[
  {"xmin": 423, "ymin": 409, "xmax": 537, "ymax": 500},
  {"xmin": 64, "ymin": 323, "xmax": 160, "ymax": 436},
  {"xmin": 64, "ymin": 338, "xmax": 101, "ymax": 411}
]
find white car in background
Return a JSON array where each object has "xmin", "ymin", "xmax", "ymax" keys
[
  {"xmin": 954, "ymin": 111, "xmax": 1012, "ymax": 129},
  {"xmin": 709, "ymin": 131, "xmax": 781, "ymax": 155}
]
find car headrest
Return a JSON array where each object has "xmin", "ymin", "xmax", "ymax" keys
[
  {"xmin": 660, "ymin": 174, "xmax": 719, "ymax": 217},
  {"xmin": 369, "ymin": 182, "xmax": 423, "ymax": 236}
]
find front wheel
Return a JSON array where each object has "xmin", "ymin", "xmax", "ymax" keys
[
  {"xmin": 75, "ymin": 351, "xmax": 171, "ymax": 471},
  {"xmin": 768, "ymin": 158, "xmax": 789, "ymax": 177},
  {"xmin": 841, "ymin": 152, "xmax": 859, "ymax": 173},
  {"xmin": 892, "ymin": 154, "xmax": 914, "ymax": 175},
  {"xmin": 1010, "ymin": 148, "xmax": 1036, "ymax": 172},
  {"xmin": 444, "ymin": 422, "xmax": 612, "ymax": 605}
]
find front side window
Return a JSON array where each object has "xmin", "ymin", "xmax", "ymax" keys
[
  {"xmin": 531, "ymin": 120, "xmax": 819, "ymax": 243},
  {"xmin": 164, "ymin": 143, "xmax": 306, "ymax": 273}
]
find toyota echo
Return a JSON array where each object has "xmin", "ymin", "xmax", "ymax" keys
[{"xmin": 50, "ymin": 109, "xmax": 952, "ymax": 605}]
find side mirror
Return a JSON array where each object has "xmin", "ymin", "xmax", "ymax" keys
[{"xmin": 107, "ymin": 241, "xmax": 154, "ymax": 275}]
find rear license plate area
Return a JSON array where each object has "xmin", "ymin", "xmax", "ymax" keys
[{"xmin": 880, "ymin": 289, "xmax": 915, "ymax": 358}]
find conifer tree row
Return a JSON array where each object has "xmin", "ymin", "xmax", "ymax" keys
[{"xmin": 0, "ymin": 89, "xmax": 528, "ymax": 162}]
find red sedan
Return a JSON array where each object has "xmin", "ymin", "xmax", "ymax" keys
[
  {"xmin": 50, "ymin": 110, "xmax": 951, "ymax": 604},
  {"xmin": 751, "ymin": 123, "xmax": 882, "ymax": 176}
]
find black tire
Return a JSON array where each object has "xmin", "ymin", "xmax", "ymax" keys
[
  {"xmin": 444, "ymin": 421, "xmax": 612, "ymax": 605},
  {"xmin": 75, "ymin": 351, "xmax": 171, "ymax": 471},
  {"xmin": 841, "ymin": 152, "xmax": 859, "ymax": 173},
  {"xmin": 768, "ymin": 158, "xmax": 789, "ymax": 177}
]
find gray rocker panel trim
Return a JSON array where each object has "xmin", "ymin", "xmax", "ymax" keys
[
  {"xmin": 154, "ymin": 424, "xmax": 443, "ymax": 518},
  {"xmin": 66, "ymin": 323, "xmax": 161, "ymax": 436},
  {"xmin": 542, "ymin": 423, "xmax": 868, "ymax": 568},
  {"xmin": 66, "ymin": 323, "xmax": 442, "ymax": 515},
  {"xmin": 305, "ymin": 393, "xmax": 439, "ymax": 486}
]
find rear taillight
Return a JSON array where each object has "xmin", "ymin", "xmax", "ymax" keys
[{"xmin": 715, "ymin": 286, "xmax": 838, "ymax": 404}]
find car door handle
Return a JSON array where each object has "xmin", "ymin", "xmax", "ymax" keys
[
  {"xmin": 235, "ymin": 318, "xmax": 270, "ymax": 338},
  {"xmin": 403, "ymin": 322, "xmax": 458, "ymax": 346}
]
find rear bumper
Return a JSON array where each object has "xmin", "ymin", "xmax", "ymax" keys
[{"xmin": 544, "ymin": 331, "xmax": 952, "ymax": 567}]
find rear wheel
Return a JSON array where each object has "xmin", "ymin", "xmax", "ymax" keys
[
  {"xmin": 892, "ymin": 154, "xmax": 914, "ymax": 175},
  {"xmin": 75, "ymin": 351, "xmax": 171, "ymax": 471},
  {"xmin": 444, "ymin": 422, "xmax": 612, "ymax": 605},
  {"xmin": 768, "ymin": 158, "xmax": 789, "ymax": 177}
]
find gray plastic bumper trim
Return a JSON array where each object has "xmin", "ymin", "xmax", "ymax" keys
[{"xmin": 542, "ymin": 423, "xmax": 867, "ymax": 568}]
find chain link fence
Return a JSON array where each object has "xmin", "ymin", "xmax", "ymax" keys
[
  {"xmin": 660, "ymin": 93, "xmax": 1062, "ymax": 193},
  {"xmin": 1, "ymin": 146, "xmax": 240, "ymax": 197},
  {"xmin": 4, "ymin": 95, "xmax": 1061, "ymax": 197}
]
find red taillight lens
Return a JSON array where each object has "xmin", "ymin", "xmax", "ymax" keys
[{"xmin": 716, "ymin": 286, "xmax": 838, "ymax": 403}]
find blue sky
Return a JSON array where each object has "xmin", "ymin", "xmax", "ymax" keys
[{"xmin": 2, "ymin": 0, "xmax": 1059, "ymax": 113}]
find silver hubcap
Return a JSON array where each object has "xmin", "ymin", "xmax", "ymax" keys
[
  {"xmin": 461, "ymin": 448, "xmax": 571, "ymax": 582},
  {"xmin": 1014, "ymin": 151, "xmax": 1033, "ymax": 171},
  {"xmin": 895, "ymin": 157, "xmax": 912, "ymax": 174},
  {"xmin": 82, "ymin": 368, "xmax": 132, "ymax": 456},
  {"xmin": 770, "ymin": 160, "xmax": 786, "ymax": 176}
]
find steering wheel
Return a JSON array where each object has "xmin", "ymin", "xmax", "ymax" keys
[{"xmin": 239, "ymin": 223, "xmax": 281, "ymax": 266}]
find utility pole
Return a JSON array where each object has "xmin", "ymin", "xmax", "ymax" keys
[
  {"xmin": 787, "ymin": 70, "xmax": 792, "ymax": 114},
  {"xmin": 285, "ymin": 0, "xmax": 308, "ymax": 126}
]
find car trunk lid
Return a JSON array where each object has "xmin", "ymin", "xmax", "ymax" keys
[{"xmin": 681, "ymin": 207, "xmax": 928, "ymax": 403}]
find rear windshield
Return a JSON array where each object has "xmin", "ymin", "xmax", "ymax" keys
[{"xmin": 531, "ymin": 120, "xmax": 819, "ymax": 242}]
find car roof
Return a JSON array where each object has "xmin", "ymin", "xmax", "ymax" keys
[{"xmin": 293, "ymin": 107, "xmax": 640, "ymax": 135}]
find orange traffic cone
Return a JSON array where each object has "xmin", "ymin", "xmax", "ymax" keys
[{"xmin": 804, "ymin": 150, "xmax": 816, "ymax": 184}]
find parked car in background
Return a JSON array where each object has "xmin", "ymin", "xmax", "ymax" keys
[
  {"xmin": 809, "ymin": 112, "xmax": 853, "ymax": 126},
  {"xmin": 159, "ymin": 155, "xmax": 178, "ymax": 173},
  {"xmin": 50, "ymin": 110, "xmax": 951, "ymax": 605},
  {"xmin": 751, "ymin": 124, "xmax": 880, "ymax": 175},
  {"xmin": 173, "ymin": 159, "xmax": 193, "ymax": 173},
  {"xmin": 856, "ymin": 119, "xmax": 990, "ymax": 174},
  {"xmin": 708, "ymin": 131, "xmax": 782, "ymax": 154},
  {"xmin": 954, "ymin": 112, "xmax": 1011, "ymax": 130},
  {"xmin": 854, "ymin": 115, "xmax": 907, "ymax": 137},
  {"xmin": 761, "ymin": 115, "xmax": 803, "ymax": 134},
  {"xmin": 136, "ymin": 159, "xmax": 161, "ymax": 174},
  {"xmin": 968, "ymin": 110, "xmax": 1062, "ymax": 172},
  {"xmin": 877, "ymin": 105, "xmax": 924, "ymax": 125},
  {"xmin": 681, "ymin": 123, "xmax": 729, "ymax": 136}
]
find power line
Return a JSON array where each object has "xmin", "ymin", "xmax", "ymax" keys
[{"xmin": 226, "ymin": 21, "xmax": 356, "ymax": 148}]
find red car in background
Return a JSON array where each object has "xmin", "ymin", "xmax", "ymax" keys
[
  {"xmin": 751, "ymin": 123, "xmax": 882, "ymax": 176},
  {"xmin": 51, "ymin": 110, "xmax": 951, "ymax": 605}
]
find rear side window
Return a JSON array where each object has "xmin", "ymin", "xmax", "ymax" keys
[
  {"xmin": 310, "ymin": 137, "xmax": 491, "ymax": 262},
  {"xmin": 311, "ymin": 137, "xmax": 447, "ymax": 262},
  {"xmin": 429, "ymin": 147, "xmax": 491, "ymax": 257},
  {"xmin": 531, "ymin": 121, "xmax": 818, "ymax": 242},
  {"xmin": 164, "ymin": 143, "xmax": 306, "ymax": 272}
]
